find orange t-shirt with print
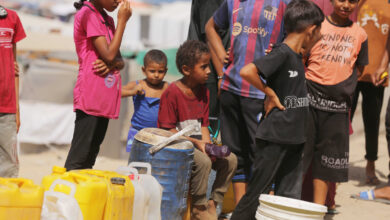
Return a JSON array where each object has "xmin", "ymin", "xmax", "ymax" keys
[
  {"xmin": 306, "ymin": 17, "xmax": 368, "ymax": 113},
  {"xmin": 358, "ymin": 0, "xmax": 390, "ymax": 84}
]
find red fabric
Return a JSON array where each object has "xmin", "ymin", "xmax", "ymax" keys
[
  {"xmin": 0, "ymin": 8, "xmax": 26, "ymax": 113},
  {"xmin": 158, "ymin": 83, "xmax": 209, "ymax": 129}
]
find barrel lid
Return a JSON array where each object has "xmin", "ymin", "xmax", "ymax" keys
[
  {"xmin": 259, "ymin": 194, "xmax": 327, "ymax": 213},
  {"xmin": 134, "ymin": 128, "xmax": 194, "ymax": 150}
]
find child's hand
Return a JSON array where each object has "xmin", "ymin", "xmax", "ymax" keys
[
  {"xmin": 134, "ymin": 83, "xmax": 145, "ymax": 95},
  {"xmin": 14, "ymin": 62, "xmax": 20, "ymax": 76},
  {"xmin": 264, "ymin": 95, "xmax": 285, "ymax": 117},
  {"xmin": 194, "ymin": 139, "xmax": 207, "ymax": 154},
  {"xmin": 224, "ymin": 48, "xmax": 231, "ymax": 65},
  {"xmin": 118, "ymin": 0, "xmax": 132, "ymax": 24},
  {"xmin": 372, "ymin": 71, "xmax": 387, "ymax": 86},
  {"xmin": 93, "ymin": 59, "xmax": 110, "ymax": 76},
  {"xmin": 265, "ymin": 44, "xmax": 274, "ymax": 55}
]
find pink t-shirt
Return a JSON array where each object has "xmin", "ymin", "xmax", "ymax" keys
[
  {"xmin": 73, "ymin": 1, "xmax": 121, "ymax": 119},
  {"xmin": 0, "ymin": 9, "xmax": 26, "ymax": 113}
]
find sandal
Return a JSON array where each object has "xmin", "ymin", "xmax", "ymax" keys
[
  {"xmin": 366, "ymin": 176, "xmax": 380, "ymax": 185},
  {"xmin": 326, "ymin": 208, "xmax": 339, "ymax": 215},
  {"xmin": 351, "ymin": 190, "xmax": 390, "ymax": 205}
]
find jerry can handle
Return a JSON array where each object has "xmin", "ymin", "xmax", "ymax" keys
[
  {"xmin": 49, "ymin": 179, "xmax": 77, "ymax": 197},
  {"xmin": 128, "ymin": 162, "xmax": 152, "ymax": 175},
  {"xmin": 116, "ymin": 166, "xmax": 139, "ymax": 175}
]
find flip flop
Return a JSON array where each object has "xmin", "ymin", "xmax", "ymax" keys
[
  {"xmin": 326, "ymin": 208, "xmax": 339, "ymax": 215},
  {"xmin": 366, "ymin": 176, "xmax": 380, "ymax": 185},
  {"xmin": 351, "ymin": 190, "xmax": 390, "ymax": 205}
]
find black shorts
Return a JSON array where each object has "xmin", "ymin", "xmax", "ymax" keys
[
  {"xmin": 220, "ymin": 90, "xmax": 264, "ymax": 182},
  {"xmin": 303, "ymin": 107, "xmax": 349, "ymax": 182}
]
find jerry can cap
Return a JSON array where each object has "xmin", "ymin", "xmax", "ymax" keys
[{"xmin": 52, "ymin": 166, "xmax": 67, "ymax": 174}]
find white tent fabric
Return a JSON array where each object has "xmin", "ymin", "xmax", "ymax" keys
[
  {"xmin": 19, "ymin": 101, "xmax": 75, "ymax": 145},
  {"xmin": 148, "ymin": 2, "xmax": 190, "ymax": 48}
]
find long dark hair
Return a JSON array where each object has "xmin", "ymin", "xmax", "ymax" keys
[{"xmin": 74, "ymin": 0, "xmax": 87, "ymax": 10}]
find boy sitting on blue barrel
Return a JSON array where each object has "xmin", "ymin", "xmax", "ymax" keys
[{"xmin": 158, "ymin": 40, "xmax": 237, "ymax": 220}]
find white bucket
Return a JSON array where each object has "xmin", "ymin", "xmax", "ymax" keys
[{"xmin": 256, "ymin": 194, "xmax": 327, "ymax": 220}]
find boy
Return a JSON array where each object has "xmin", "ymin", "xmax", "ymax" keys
[
  {"xmin": 304, "ymin": 0, "xmax": 368, "ymax": 205},
  {"xmin": 351, "ymin": 0, "xmax": 390, "ymax": 185},
  {"xmin": 158, "ymin": 40, "xmax": 237, "ymax": 220},
  {"xmin": 121, "ymin": 50, "xmax": 169, "ymax": 155},
  {"xmin": 230, "ymin": 1, "xmax": 324, "ymax": 219},
  {"xmin": 187, "ymin": 0, "xmax": 229, "ymax": 139},
  {"xmin": 0, "ymin": 6, "xmax": 26, "ymax": 177},
  {"xmin": 205, "ymin": 0, "xmax": 291, "ymax": 203}
]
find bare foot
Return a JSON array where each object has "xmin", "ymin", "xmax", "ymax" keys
[
  {"xmin": 366, "ymin": 160, "xmax": 380, "ymax": 185},
  {"xmin": 374, "ymin": 186, "xmax": 390, "ymax": 200}
]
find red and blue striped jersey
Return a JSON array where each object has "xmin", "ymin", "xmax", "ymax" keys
[{"xmin": 213, "ymin": 0, "xmax": 290, "ymax": 99}]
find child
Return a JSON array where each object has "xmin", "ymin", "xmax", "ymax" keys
[
  {"xmin": 64, "ymin": 0, "xmax": 132, "ymax": 170},
  {"xmin": 303, "ymin": 0, "xmax": 368, "ymax": 205},
  {"xmin": 158, "ymin": 40, "xmax": 237, "ymax": 220},
  {"xmin": 0, "ymin": 6, "xmax": 26, "ymax": 177},
  {"xmin": 121, "ymin": 49, "xmax": 169, "ymax": 156},
  {"xmin": 205, "ymin": 0, "xmax": 292, "ymax": 203},
  {"xmin": 230, "ymin": 1, "xmax": 324, "ymax": 219},
  {"xmin": 351, "ymin": 0, "xmax": 390, "ymax": 185}
]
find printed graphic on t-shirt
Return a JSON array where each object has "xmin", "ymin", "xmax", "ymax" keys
[
  {"xmin": 104, "ymin": 73, "xmax": 116, "ymax": 88},
  {"xmin": 283, "ymin": 96, "xmax": 309, "ymax": 109},
  {"xmin": 318, "ymin": 33, "xmax": 356, "ymax": 66},
  {"xmin": 0, "ymin": 28, "xmax": 13, "ymax": 48},
  {"xmin": 263, "ymin": 5, "xmax": 278, "ymax": 21},
  {"xmin": 358, "ymin": 6, "xmax": 389, "ymax": 35}
]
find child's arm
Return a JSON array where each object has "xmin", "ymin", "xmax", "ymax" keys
[
  {"xmin": 92, "ymin": 1, "xmax": 132, "ymax": 63},
  {"xmin": 240, "ymin": 63, "xmax": 285, "ymax": 117},
  {"xmin": 13, "ymin": 44, "xmax": 20, "ymax": 133},
  {"xmin": 167, "ymin": 127, "xmax": 210, "ymax": 154},
  {"xmin": 205, "ymin": 18, "xmax": 227, "ymax": 65},
  {"xmin": 372, "ymin": 49, "xmax": 389, "ymax": 86},
  {"xmin": 121, "ymin": 81, "xmax": 144, "ymax": 97}
]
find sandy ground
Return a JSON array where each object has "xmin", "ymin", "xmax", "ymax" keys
[{"xmin": 18, "ymin": 98, "xmax": 390, "ymax": 220}]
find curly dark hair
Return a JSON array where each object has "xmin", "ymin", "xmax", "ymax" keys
[
  {"xmin": 144, "ymin": 49, "xmax": 167, "ymax": 67},
  {"xmin": 176, "ymin": 40, "xmax": 209, "ymax": 74},
  {"xmin": 74, "ymin": 0, "xmax": 87, "ymax": 10}
]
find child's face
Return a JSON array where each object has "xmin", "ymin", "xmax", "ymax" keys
[
  {"xmin": 188, "ymin": 53, "xmax": 211, "ymax": 85},
  {"xmin": 303, "ymin": 25, "xmax": 322, "ymax": 53},
  {"xmin": 99, "ymin": 0, "xmax": 121, "ymax": 12},
  {"xmin": 143, "ymin": 61, "xmax": 167, "ymax": 86},
  {"xmin": 331, "ymin": 0, "xmax": 358, "ymax": 19}
]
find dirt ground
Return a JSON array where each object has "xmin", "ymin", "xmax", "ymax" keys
[{"xmin": 18, "ymin": 95, "xmax": 390, "ymax": 219}]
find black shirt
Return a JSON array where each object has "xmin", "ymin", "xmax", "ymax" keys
[
  {"xmin": 253, "ymin": 43, "xmax": 308, "ymax": 145},
  {"xmin": 187, "ymin": 0, "xmax": 230, "ymax": 83}
]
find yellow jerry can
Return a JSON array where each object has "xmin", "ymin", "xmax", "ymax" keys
[
  {"xmin": 42, "ymin": 167, "xmax": 108, "ymax": 220},
  {"xmin": 72, "ymin": 169, "xmax": 134, "ymax": 220},
  {"xmin": 0, "ymin": 178, "xmax": 44, "ymax": 220}
]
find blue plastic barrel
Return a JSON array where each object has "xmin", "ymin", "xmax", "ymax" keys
[{"xmin": 129, "ymin": 128, "xmax": 194, "ymax": 220}]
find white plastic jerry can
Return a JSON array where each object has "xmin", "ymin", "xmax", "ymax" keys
[
  {"xmin": 116, "ymin": 162, "xmax": 163, "ymax": 220},
  {"xmin": 41, "ymin": 179, "xmax": 83, "ymax": 220}
]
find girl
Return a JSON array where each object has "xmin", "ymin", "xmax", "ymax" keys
[
  {"xmin": 121, "ymin": 49, "xmax": 169, "ymax": 156},
  {"xmin": 64, "ymin": 0, "xmax": 132, "ymax": 170}
]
